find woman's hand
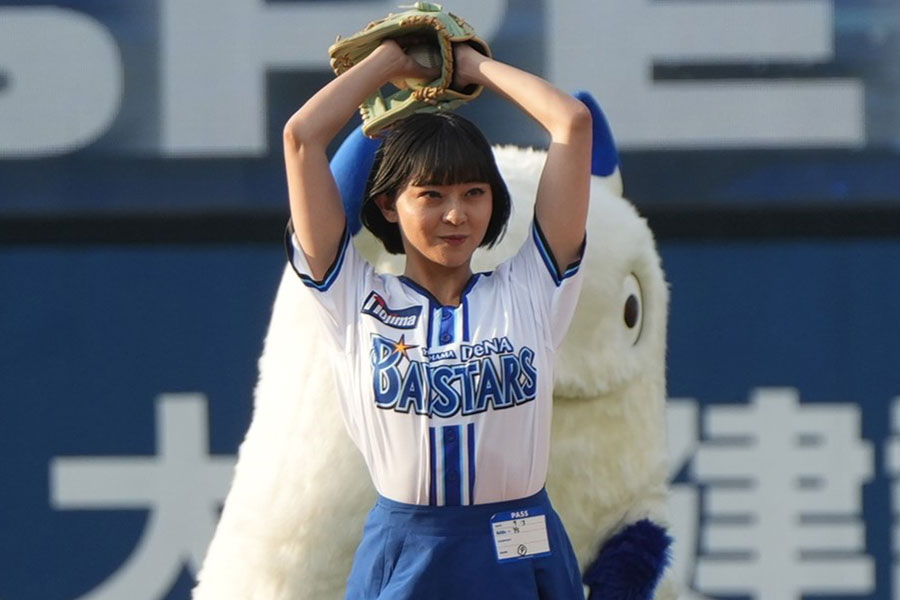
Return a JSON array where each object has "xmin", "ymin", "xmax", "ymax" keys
[
  {"xmin": 452, "ymin": 43, "xmax": 490, "ymax": 91},
  {"xmin": 378, "ymin": 38, "xmax": 442, "ymax": 89}
]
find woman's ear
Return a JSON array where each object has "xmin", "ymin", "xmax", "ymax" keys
[{"xmin": 375, "ymin": 193, "xmax": 399, "ymax": 223}]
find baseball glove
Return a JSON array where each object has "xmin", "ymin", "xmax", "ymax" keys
[{"xmin": 329, "ymin": 2, "xmax": 491, "ymax": 136}]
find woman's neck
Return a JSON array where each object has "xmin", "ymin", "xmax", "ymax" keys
[{"xmin": 403, "ymin": 261, "xmax": 473, "ymax": 307}]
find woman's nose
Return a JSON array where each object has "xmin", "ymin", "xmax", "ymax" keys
[{"xmin": 443, "ymin": 198, "xmax": 467, "ymax": 224}]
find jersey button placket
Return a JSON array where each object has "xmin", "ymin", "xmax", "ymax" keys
[{"xmin": 439, "ymin": 307, "xmax": 454, "ymax": 345}]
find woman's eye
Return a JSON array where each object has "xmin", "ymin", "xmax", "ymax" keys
[{"xmin": 466, "ymin": 187, "xmax": 485, "ymax": 196}]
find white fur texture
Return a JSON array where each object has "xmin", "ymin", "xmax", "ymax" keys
[{"xmin": 193, "ymin": 146, "xmax": 673, "ymax": 599}]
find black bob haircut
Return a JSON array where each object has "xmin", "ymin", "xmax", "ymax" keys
[{"xmin": 361, "ymin": 112, "xmax": 512, "ymax": 255}]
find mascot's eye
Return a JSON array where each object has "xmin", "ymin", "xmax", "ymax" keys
[
  {"xmin": 624, "ymin": 295, "xmax": 639, "ymax": 328},
  {"xmin": 622, "ymin": 273, "xmax": 644, "ymax": 346}
]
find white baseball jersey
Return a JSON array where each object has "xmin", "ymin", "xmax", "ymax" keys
[{"xmin": 286, "ymin": 220, "xmax": 584, "ymax": 506}]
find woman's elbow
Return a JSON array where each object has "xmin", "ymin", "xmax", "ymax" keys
[
  {"xmin": 283, "ymin": 118, "xmax": 305, "ymax": 152},
  {"xmin": 283, "ymin": 113, "xmax": 323, "ymax": 152},
  {"xmin": 552, "ymin": 99, "xmax": 592, "ymax": 143},
  {"xmin": 565, "ymin": 100, "xmax": 592, "ymax": 137}
]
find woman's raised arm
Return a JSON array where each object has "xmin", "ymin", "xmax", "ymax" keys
[
  {"xmin": 283, "ymin": 41, "xmax": 436, "ymax": 280},
  {"xmin": 453, "ymin": 45, "xmax": 592, "ymax": 272}
]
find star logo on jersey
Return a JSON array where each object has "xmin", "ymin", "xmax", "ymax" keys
[{"xmin": 390, "ymin": 335, "xmax": 418, "ymax": 360}]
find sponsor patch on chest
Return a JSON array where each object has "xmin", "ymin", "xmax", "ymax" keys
[{"xmin": 361, "ymin": 291, "xmax": 422, "ymax": 329}]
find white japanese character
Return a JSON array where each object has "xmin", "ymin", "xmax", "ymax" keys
[
  {"xmin": 886, "ymin": 396, "xmax": 900, "ymax": 600},
  {"xmin": 50, "ymin": 393, "xmax": 235, "ymax": 600},
  {"xmin": 666, "ymin": 398, "xmax": 715, "ymax": 600},
  {"xmin": 692, "ymin": 387, "xmax": 873, "ymax": 600}
]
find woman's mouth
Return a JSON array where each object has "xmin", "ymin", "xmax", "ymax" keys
[{"xmin": 440, "ymin": 235, "xmax": 468, "ymax": 246}]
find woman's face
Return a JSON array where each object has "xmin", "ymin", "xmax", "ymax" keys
[{"xmin": 380, "ymin": 180, "xmax": 493, "ymax": 272}]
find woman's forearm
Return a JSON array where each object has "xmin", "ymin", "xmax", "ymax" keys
[
  {"xmin": 455, "ymin": 48, "xmax": 591, "ymax": 144},
  {"xmin": 454, "ymin": 44, "xmax": 592, "ymax": 270},
  {"xmin": 284, "ymin": 43, "xmax": 407, "ymax": 151}
]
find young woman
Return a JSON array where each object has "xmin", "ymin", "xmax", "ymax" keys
[{"xmin": 283, "ymin": 38, "xmax": 592, "ymax": 599}]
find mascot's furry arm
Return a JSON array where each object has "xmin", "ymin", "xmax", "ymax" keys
[
  {"xmin": 550, "ymin": 93, "xmax": 673, "ymax": 600},
  {"xmin": 193, "ymin": 92, "xmax": 674, "ymax": 600}
]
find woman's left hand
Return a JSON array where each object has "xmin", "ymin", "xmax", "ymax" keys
[{"xmin": 452, "ymin": 43, "xmax": 489, "ymax": 91}]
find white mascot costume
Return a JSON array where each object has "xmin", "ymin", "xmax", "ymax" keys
[{"xmin": 194, "ymin": 93, "xmax": 675, "ymax": 600}]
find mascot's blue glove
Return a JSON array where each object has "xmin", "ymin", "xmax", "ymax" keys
[{"xmin": 582, "ymin": 519, "xmax": 672, "ymax": 600}]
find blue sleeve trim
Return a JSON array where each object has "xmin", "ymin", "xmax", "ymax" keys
[
  {"xmin": 284, "ymin": 220, "xmax": 350, "ymax": 292},
  {"xmin": 531, "ymin": 219, "xmax": 585, "ymax": 287}
]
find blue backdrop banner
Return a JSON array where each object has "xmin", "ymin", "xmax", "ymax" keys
[{"xmin": 3, "ymin": 239, "xmax": 900, "ymax": 599}]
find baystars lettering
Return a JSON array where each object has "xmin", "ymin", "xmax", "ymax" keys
[{"xmin": 370, "ymin": 335, "xmax": 537, "ymax": 417}]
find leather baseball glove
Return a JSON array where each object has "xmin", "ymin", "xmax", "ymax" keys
[{"xmin": 329, "ymin": 2, "xmax": 491, "ymax": 136}]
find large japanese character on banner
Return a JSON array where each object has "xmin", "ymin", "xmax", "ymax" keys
[
  {"xmin": 194, "ymin": 93, "xmax": 675, "ymax": 599},
  {"xmin": 667, "ymin": 389, "xmax": 875, "ymax": 600},
  {"xmin": 50, "ymin": 394, "xmax": 235, "ymax": 600}
]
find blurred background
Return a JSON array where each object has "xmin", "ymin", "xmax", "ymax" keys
[{"xmin": 2, "ymin": 0, "xmax": 899, "ymax": 598}]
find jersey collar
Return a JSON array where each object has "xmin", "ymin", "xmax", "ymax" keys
[{"xmin": 398, "ymin": 273, "xmax": 482, "ymax": 309}]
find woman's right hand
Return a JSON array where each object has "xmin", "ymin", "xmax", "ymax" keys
[{"xmin": 378, "ymin": 38, "xmax": 441, "ymax": 89}]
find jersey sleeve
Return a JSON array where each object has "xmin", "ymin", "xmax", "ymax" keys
[
  {"xmin": 505, "ymin": 218, "xmax": 586, "ymax": 349},
  {"xmin": 284, "ymin": 220, "xmax": 368, "ymax": 350}
]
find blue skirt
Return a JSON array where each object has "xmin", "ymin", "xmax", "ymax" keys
[{"xmin": 345, "ymin": 488, "xmax": 583, "ymax": 599}]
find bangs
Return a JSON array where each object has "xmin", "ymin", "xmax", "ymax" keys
[{"xmin": 403, "ymin": 125, "xmax": 496, "ymax": 187}]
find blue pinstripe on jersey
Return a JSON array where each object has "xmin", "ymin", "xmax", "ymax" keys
[
  {"xmin": 462, "ymin": 298, "xmax": 470, "ymax": 342},
  {"xmin": 443, "ymin": 425, "xmax": 462, "ymax": 506},
  {"xmin": 429, "ymin": 426, "xmax": 437, "ymax": 506},
  {"xmin": 428, "ymin": 424, "xmax": 477, "ymax": 506},
  {"xmin": 467, "ymin": 422, "xmax": 476, "ymax": 502}
]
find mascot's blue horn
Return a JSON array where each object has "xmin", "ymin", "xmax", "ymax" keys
[
  {"xmin": 329, "ymin": 126, "xmax": 381, "ymax": 236},
  {"xmin": 574, "ymin": 90, "xmax": 619, "ymax": 178},
  {"xmin": 329, "ymin": 91, "xmax": 618, "ymax": 236}
]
